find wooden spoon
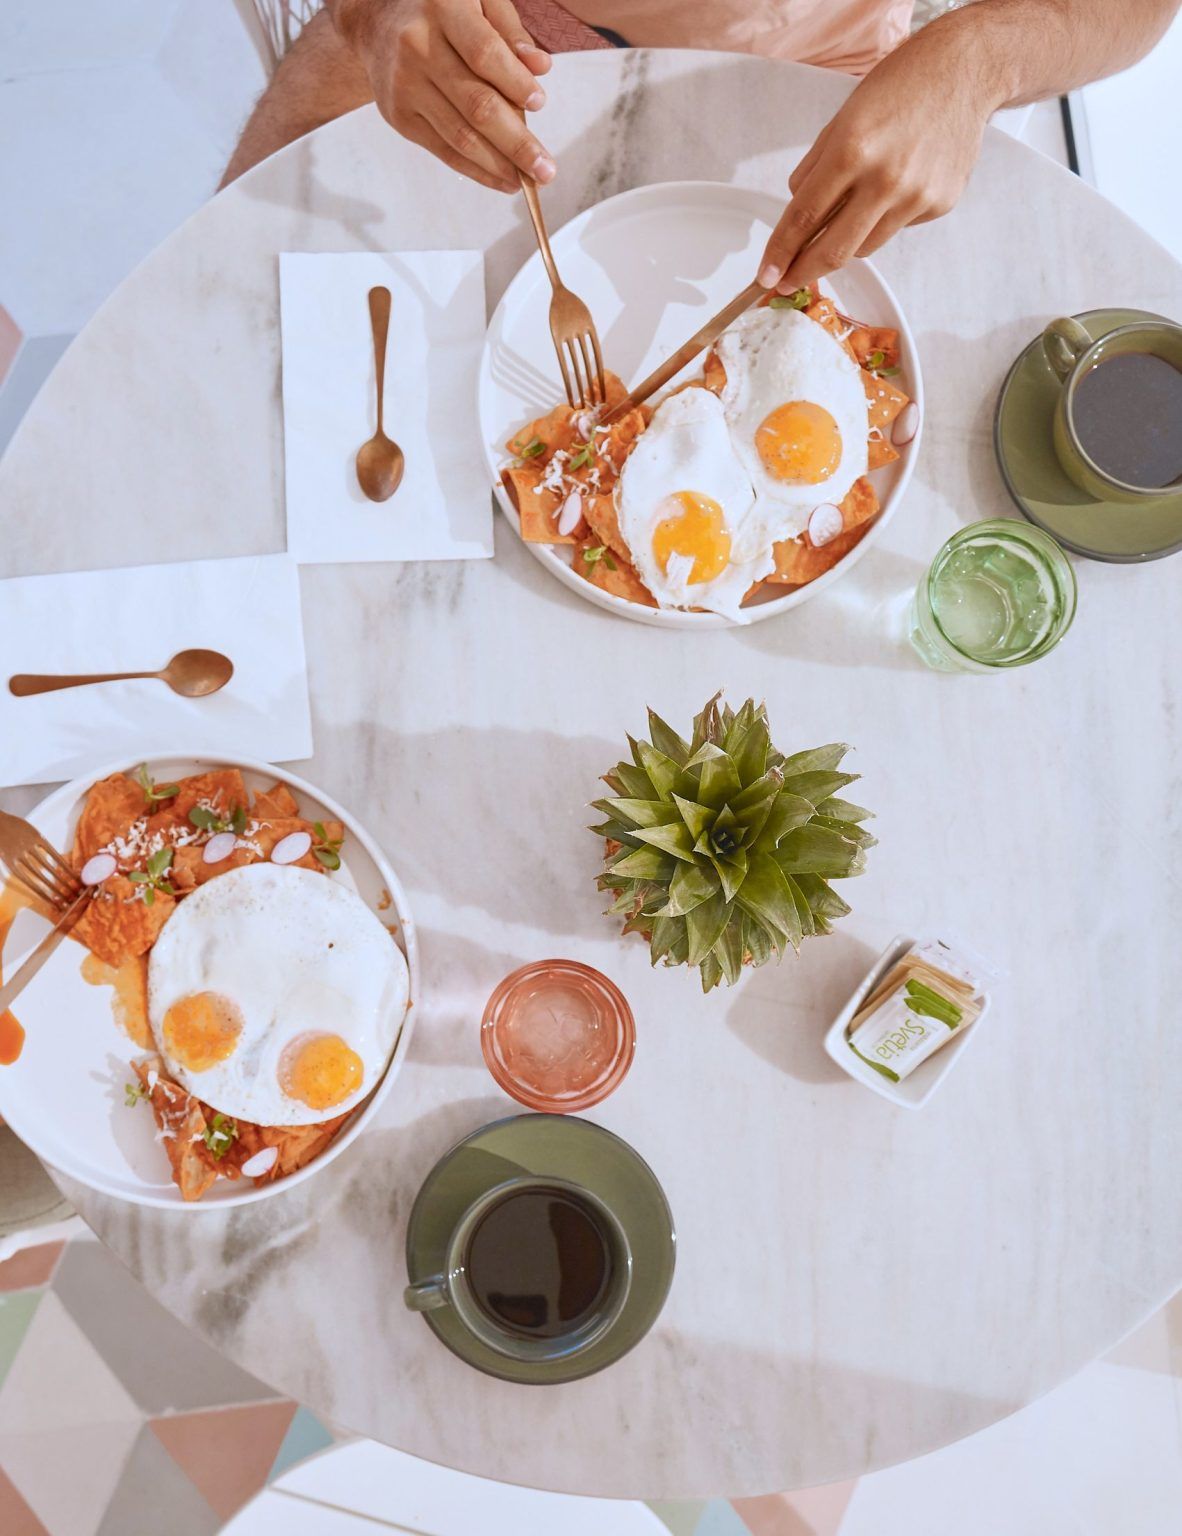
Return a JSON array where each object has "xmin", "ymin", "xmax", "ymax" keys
[
  {"xmin": 8, "ymin": 648, "xmax": 234, "ymax": 699},
  {"xmin": 356, "ymin": 285, "xmax": 405, "ymax": 502}
]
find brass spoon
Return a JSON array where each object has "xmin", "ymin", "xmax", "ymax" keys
[
  {"xmin": 9, "ymin": 648, "xmax": 235, "ymax": 699},
  {"xmin": 355, "ymin": 285, "xmax": 404, "ymax": 502}
]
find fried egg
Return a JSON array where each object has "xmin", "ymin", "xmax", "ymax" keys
[
  {"xmin": 616, "ymin": 388, "xmax": 774, "ymax": 620},
  {"xmin": 147, "ymin": 863, "xmax": 408, "ymax": 1127},
  {"xmin": 715, "ymin": 307, "xmax": 868, "ymax": 530}
]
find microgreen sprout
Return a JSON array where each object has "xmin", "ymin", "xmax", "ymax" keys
[
  {"xmin": 769, "ymin": 288, "xmax": 811, "ymax": 311},
  {"xmin": 189, "ymin": 803, "xmax": 247, "ymax": 836},
  {"xmin": 313, "ymin": 821, "xmax": 343, "ymax": 871},
  {"xmin": 582, "ymin": 545, "xmax": 617, "ymax": 573},
  {"xmin": 514, "ymin": 436, "xmax": 546, "ymax": 460},
  {"xmin": 124, "ymin": 1082, "xmax": 147, "ymax": 1107},
  {"xmin": 135, "ymin": 763, "xmax": 180, "ymax": 805},
  {"xmin": 127, "ymin": 847, "xmax": 175, "ymax": 906},
  {"xmin": 569, "ymin": 439, "xmax": 597, "ymax": 471},
  {"xmin": 202, "ymin": 1113, "xmax": 238, "ymax": 1160}
]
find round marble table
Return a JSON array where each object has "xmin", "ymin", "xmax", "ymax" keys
[{"xmin": 2, "ymin": 48, "xmax": 1182, "ymax": 1500}]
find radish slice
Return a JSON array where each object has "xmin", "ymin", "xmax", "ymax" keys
[
  {"xmin": 574, "ymin": 411, "xmax": 595, "ymax": 439},
  {"xmin": 241, "ymin": 1146, "xmax": 279, "ymax": 1178},
  {"xmin": 271, "ymin": 831, "xmax": 312, "ymax": 866},
  {"xmin": 80, "ymin": 852, "xmax": 116, "ymax": 886},
  {"xmin": 202, "ymin": 831, "xmax": 238, "ymax": 865},
  {"xmin": 892, "ymin": 402, "xmax": 920, "ymax": 447},
  {"xmin": 557, "ymin": 491, "xmax": 583, "ymax": 536},
  {"xmin": 808, "ymin": 504, "xmax": 844, "ymax": 547}
]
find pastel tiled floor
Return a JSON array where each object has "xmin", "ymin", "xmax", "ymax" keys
[{"xmin": 0, "ymin": 1237, "xmax": 335, "ymax": 1535}]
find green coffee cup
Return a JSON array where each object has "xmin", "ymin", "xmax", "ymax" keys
[{"xmin": 1042, "ymin": 316, "xmax": 1182, "ymax": 504}]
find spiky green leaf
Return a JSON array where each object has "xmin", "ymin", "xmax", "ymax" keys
[
  {"xmin": 685, "ymin": 888, "xmax": 731, "ymax": 966},
  {"xmin": 646, "ymin": 709, "xmax": 691, "ymax": 766},
  {"xmin": 671, "ymin": 794, "xmax": 713, "ymax": 841},
  {"xmin": 784, "ymin": 874, "xmax": 815, "ymax": 938},
  {"xmin": 780, "ymin": 769, "xmax": 857, "ymax": 804},
  {"xmin": 715, "ymin": 917, "xmax": 745, "ymax": 985},
  {"xmin": 814, "ymin": 796, "xmax": 875, "ymax": 824},
  {"xmin": 610, "ymin": 845, "xmax": 676, "ymax": 881},
  {"xmin": 709, "ymin": 846, "xmax": 748, "ymax": 902},
  {"xmin": 813, "ymin": 815, "xmax": 877, "ymax": 848},
  {"xmin": 792, "ymin": 873, "xmax": 851, "ymax": 922},
  {"xmin": 735, "ymin": 851, "xmax": 803, "ymax": 949},
  {"xmin": 605, "ymin": 761, "xmax": 654, "ymax": 799},
  {"xmin": 666, "ymin": 859, "xmax": 720, "ymax": 916},
  {"xmin": 691, "ymin": 743, "xmax": 742, "ymax": 809},
  {"xmin": 594, "ymin": 797, "xmax": 680, "ymax": 830},
  {"xmin": 779, "ymin": 743, "xmax": 850, "ymax": 775},
  {"xmin": 752, "ymin": 793, "xmax": 816, "ymax": 850},
  {"xmin": 630, "ymin": 822, "xmax": 697, "ymax": 863},
  {"xmin": 774, "ymin": 825, "xmax": 865, "ymax": 878},
  {"xmin": 699, "ymin": 950, "xmax": 724, "ymax": 993}
]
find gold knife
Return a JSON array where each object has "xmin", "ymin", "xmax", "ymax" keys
[
  {"xmin": 0, "ymin": 888, "xmax": 91, "ymax": 1015},
  {"xmin": 601, "ymin": 278, "xmax": 766, "ymax": 425}
]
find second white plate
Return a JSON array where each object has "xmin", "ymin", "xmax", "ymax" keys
[{"xmin": 480, "ymin": 180, "xmax": 923, "ymax": 629}]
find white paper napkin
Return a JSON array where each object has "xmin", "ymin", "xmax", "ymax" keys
[
  {"xmin": 280, "ymin": 250, "xmax": 493, "ymax": 565},
  {"xmin": 0, "ymin": 554, "xmax": 312, "ymax": 788}
]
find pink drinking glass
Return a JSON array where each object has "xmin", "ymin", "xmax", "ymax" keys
[{"xmin": 481, "ymin": 959, "xmax": 636, "ymax": 1113}]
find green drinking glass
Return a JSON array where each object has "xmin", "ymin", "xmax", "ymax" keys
[{"xmin": 909, "ymin": 519, "xmax": 1078, "ymax": 672}]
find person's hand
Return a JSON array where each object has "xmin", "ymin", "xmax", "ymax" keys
[
  {"xmin": 333, "ymin": 0, "xmax": 554, "ymax": 192},
  {"xmin": 757, "ymin": 31, "xmax": 996, "ymax": 291}
]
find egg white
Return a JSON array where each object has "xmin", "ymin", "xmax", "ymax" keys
[
  {"xmin": 147, "ymin": 863, "xmax": 408, "ymax": 1127},
  {"xmin": 616, "ymin": 388, "xmax": 773, "ymax": 621},
  {"xmin": 715, "ymin": 307, "xmax": 869, "ymax": 531}
]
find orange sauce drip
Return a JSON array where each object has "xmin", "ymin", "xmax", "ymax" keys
[{"xmin": 80, "ymin": 951, "xmax": 152, "ymax": 1048}]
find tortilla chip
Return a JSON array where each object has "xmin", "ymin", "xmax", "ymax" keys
[
  {"xmin": 804, "ymin": 298, "xmax": 859, "ymax": 362},
  {"xmin": 73, "ymin": 876, "xmax": 174, "ymax": 966},
  {"xmin": 863, "ymin": 371, "xmax": 910, "ymax": 432},
  {"xmin": 134, "ymin": 1056, "xmax": 218, "ymax": 1202},
  {"xmin": 848, "ymin": 325, "xmax": 900, "ymax": 369},
  {"xmin": 170, "ymin": 770, "xmax": 248, "ymax": 824},
  {"xmin": 840, "ymin": 476, "xmax": 879, "ymax": 530},
  {"xmin": 73, "ymin": 774, "xmax": 148, "ymax": 862},
  {"xmin": 501, "ymin": 467, "xmax": 575, "ymax": 543},
  {"xmin": 868, "ymin": 434, "xmax": 900, "ymax": 470},
  {"xmin": 575, "ymin": 541, "xmax": 658, "ymax": 607},
  {"xmin": 583, "ymin": 494, "xmax": 630, "ymax": 562},
  {"xmin": 767, "ymin": 520, "xmax": 873, "ymax": 586},
  {"xmin": 703, "ymin": 349, "xmax": 727, "ymax": 395},
  {"xmin": 253, "ymin": 782, "xmax": 299, "ymax": 819}
]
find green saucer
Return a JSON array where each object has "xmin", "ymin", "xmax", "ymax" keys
[
  {"xmin": 994, "ymin": 307, "xmax": 1182, "ymax": 562},
  {"xmin": 405, "ymin": 1115, "xmax": 676, "ymax": 1385}
]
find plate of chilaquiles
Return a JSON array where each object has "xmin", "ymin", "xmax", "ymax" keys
[
  {"xmin": 480, "ymin": 182, "xmax": 922, "ymax": 627},
  {"xmin": 0, "ymin": 756, "xmax": 417, "ymax": 1208}
]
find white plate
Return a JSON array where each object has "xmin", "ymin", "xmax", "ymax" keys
[
  {"xmin": 479, "ymin": 180, "xmax": 923, "ymax": 629},
  {"xmin": 0, "ymin": 754, "xmax": 419, "ymax": 1209}
]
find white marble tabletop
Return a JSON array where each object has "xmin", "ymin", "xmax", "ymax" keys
[{"xmin": 2, "ymin": 48, "xmax": 1182, "ymax": 1500}]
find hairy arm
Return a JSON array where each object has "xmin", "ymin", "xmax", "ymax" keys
[{"xmin": 759, "ymin": 0, "xmax": 1181, "ymax": 289}]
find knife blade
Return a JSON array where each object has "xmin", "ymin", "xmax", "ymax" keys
[
  {"xmin": 600, "ymin": 278, "xmax": 767, "ymax": 425},
  {"xmin": 0, "ymin": 888, "xmax": 92, "ymax": 1015}
]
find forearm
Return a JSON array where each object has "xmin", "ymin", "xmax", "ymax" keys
[{"xmin": 915, "ymin": 0, "xmax": 1180, "ymax": 112}]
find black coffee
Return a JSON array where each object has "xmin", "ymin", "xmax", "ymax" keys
[
  {"xmin": 466, "ymin": 1186, "xmax": 611, "ymax": 1339},
  {"xmin": 1072, "ymin": 352, "xmax": 1182, "ymax": 489}
]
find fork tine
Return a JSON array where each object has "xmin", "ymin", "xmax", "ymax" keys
[
  {"xmin": 36, "ymin": 839, "xmax": 79, "ymax": 887},
  {"xmin": 554, "ymin": 340, "xmax": 576, "ymax": 408},
  {"xmin": 21, "ymin": 846, "xmax": 77, "ymax": 900},
  {"xmin": 566, "ymin": 339, "xmax": 590, "ymax": 411},
  {"xmin": 11, "ymin": 858, "xmax": 64, "ymax": 911},
  {"xmin": 588, "ymin": 328, "xmax": 607, "ymax": 405},
  {"xmin": 576, "ymin": 334, "xmax": 598, "ymax": 409}
]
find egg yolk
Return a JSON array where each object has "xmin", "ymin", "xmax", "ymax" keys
[
  {"xmin": 652, "ymin": 491, "xmax": 732, "ymax": 585},
  {"xmin": 279, "ymin": 1033, "xmax": 364, "ymax": 1111},
  {"xmin": 162, "ymin": 992, "xmax": 243, "ymax": 1072},
  {"xmin": 755, "ymin": 400, "xmax": 842, "ymax": 484}
]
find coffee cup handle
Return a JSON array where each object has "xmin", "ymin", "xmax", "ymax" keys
[
  {"xmin": 403, "ymin": 1275, "xmax": 449, "ymax": 1313},
  {"xmin": 1042, "ymin": 317, "xmax": 1094, "ymax": 380}
]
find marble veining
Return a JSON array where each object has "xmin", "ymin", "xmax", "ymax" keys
[{"xmin": 1, "ymin": 49, "xmax": 1182, "ymax": 1500}]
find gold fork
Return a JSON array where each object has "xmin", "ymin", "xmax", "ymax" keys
[
  {"xmin": 0, "ymin": 810, "xmax": 83, "ymax": 911},
  {"xmin": 517, "ymin": 173, "xmax": 606, "ymax": 410}
]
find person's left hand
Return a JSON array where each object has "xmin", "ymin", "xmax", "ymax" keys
[{"xmin": 757, "ymin": 33, "xmax": 996, "ymax": 291}]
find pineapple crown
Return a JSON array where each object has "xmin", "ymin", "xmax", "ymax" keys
[{"xmin": 591, "ymin": 693, "xmax": 875, "ymax": 992}]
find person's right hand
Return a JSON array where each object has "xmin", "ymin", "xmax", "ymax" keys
[{"xmin": 332, "ymin": 0, "xmax": 555, "ymax": 193}]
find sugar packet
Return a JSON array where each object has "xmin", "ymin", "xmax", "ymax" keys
[{"xmin": 846, "ymin": 938, "xmax": 987, "ymax": 1083}]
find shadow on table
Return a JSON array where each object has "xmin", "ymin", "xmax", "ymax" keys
[
  {"xmin": 326, "ymin": 717, "xmax": 618, "ymax": 938},
  {"xmin": 724, "ymin": 926, "xmax": 879, "ymax": 1086}
]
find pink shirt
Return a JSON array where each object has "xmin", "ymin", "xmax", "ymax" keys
[{"xmin": 563, "ymin": 1, "xmax": 914, "ymax": 74}]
